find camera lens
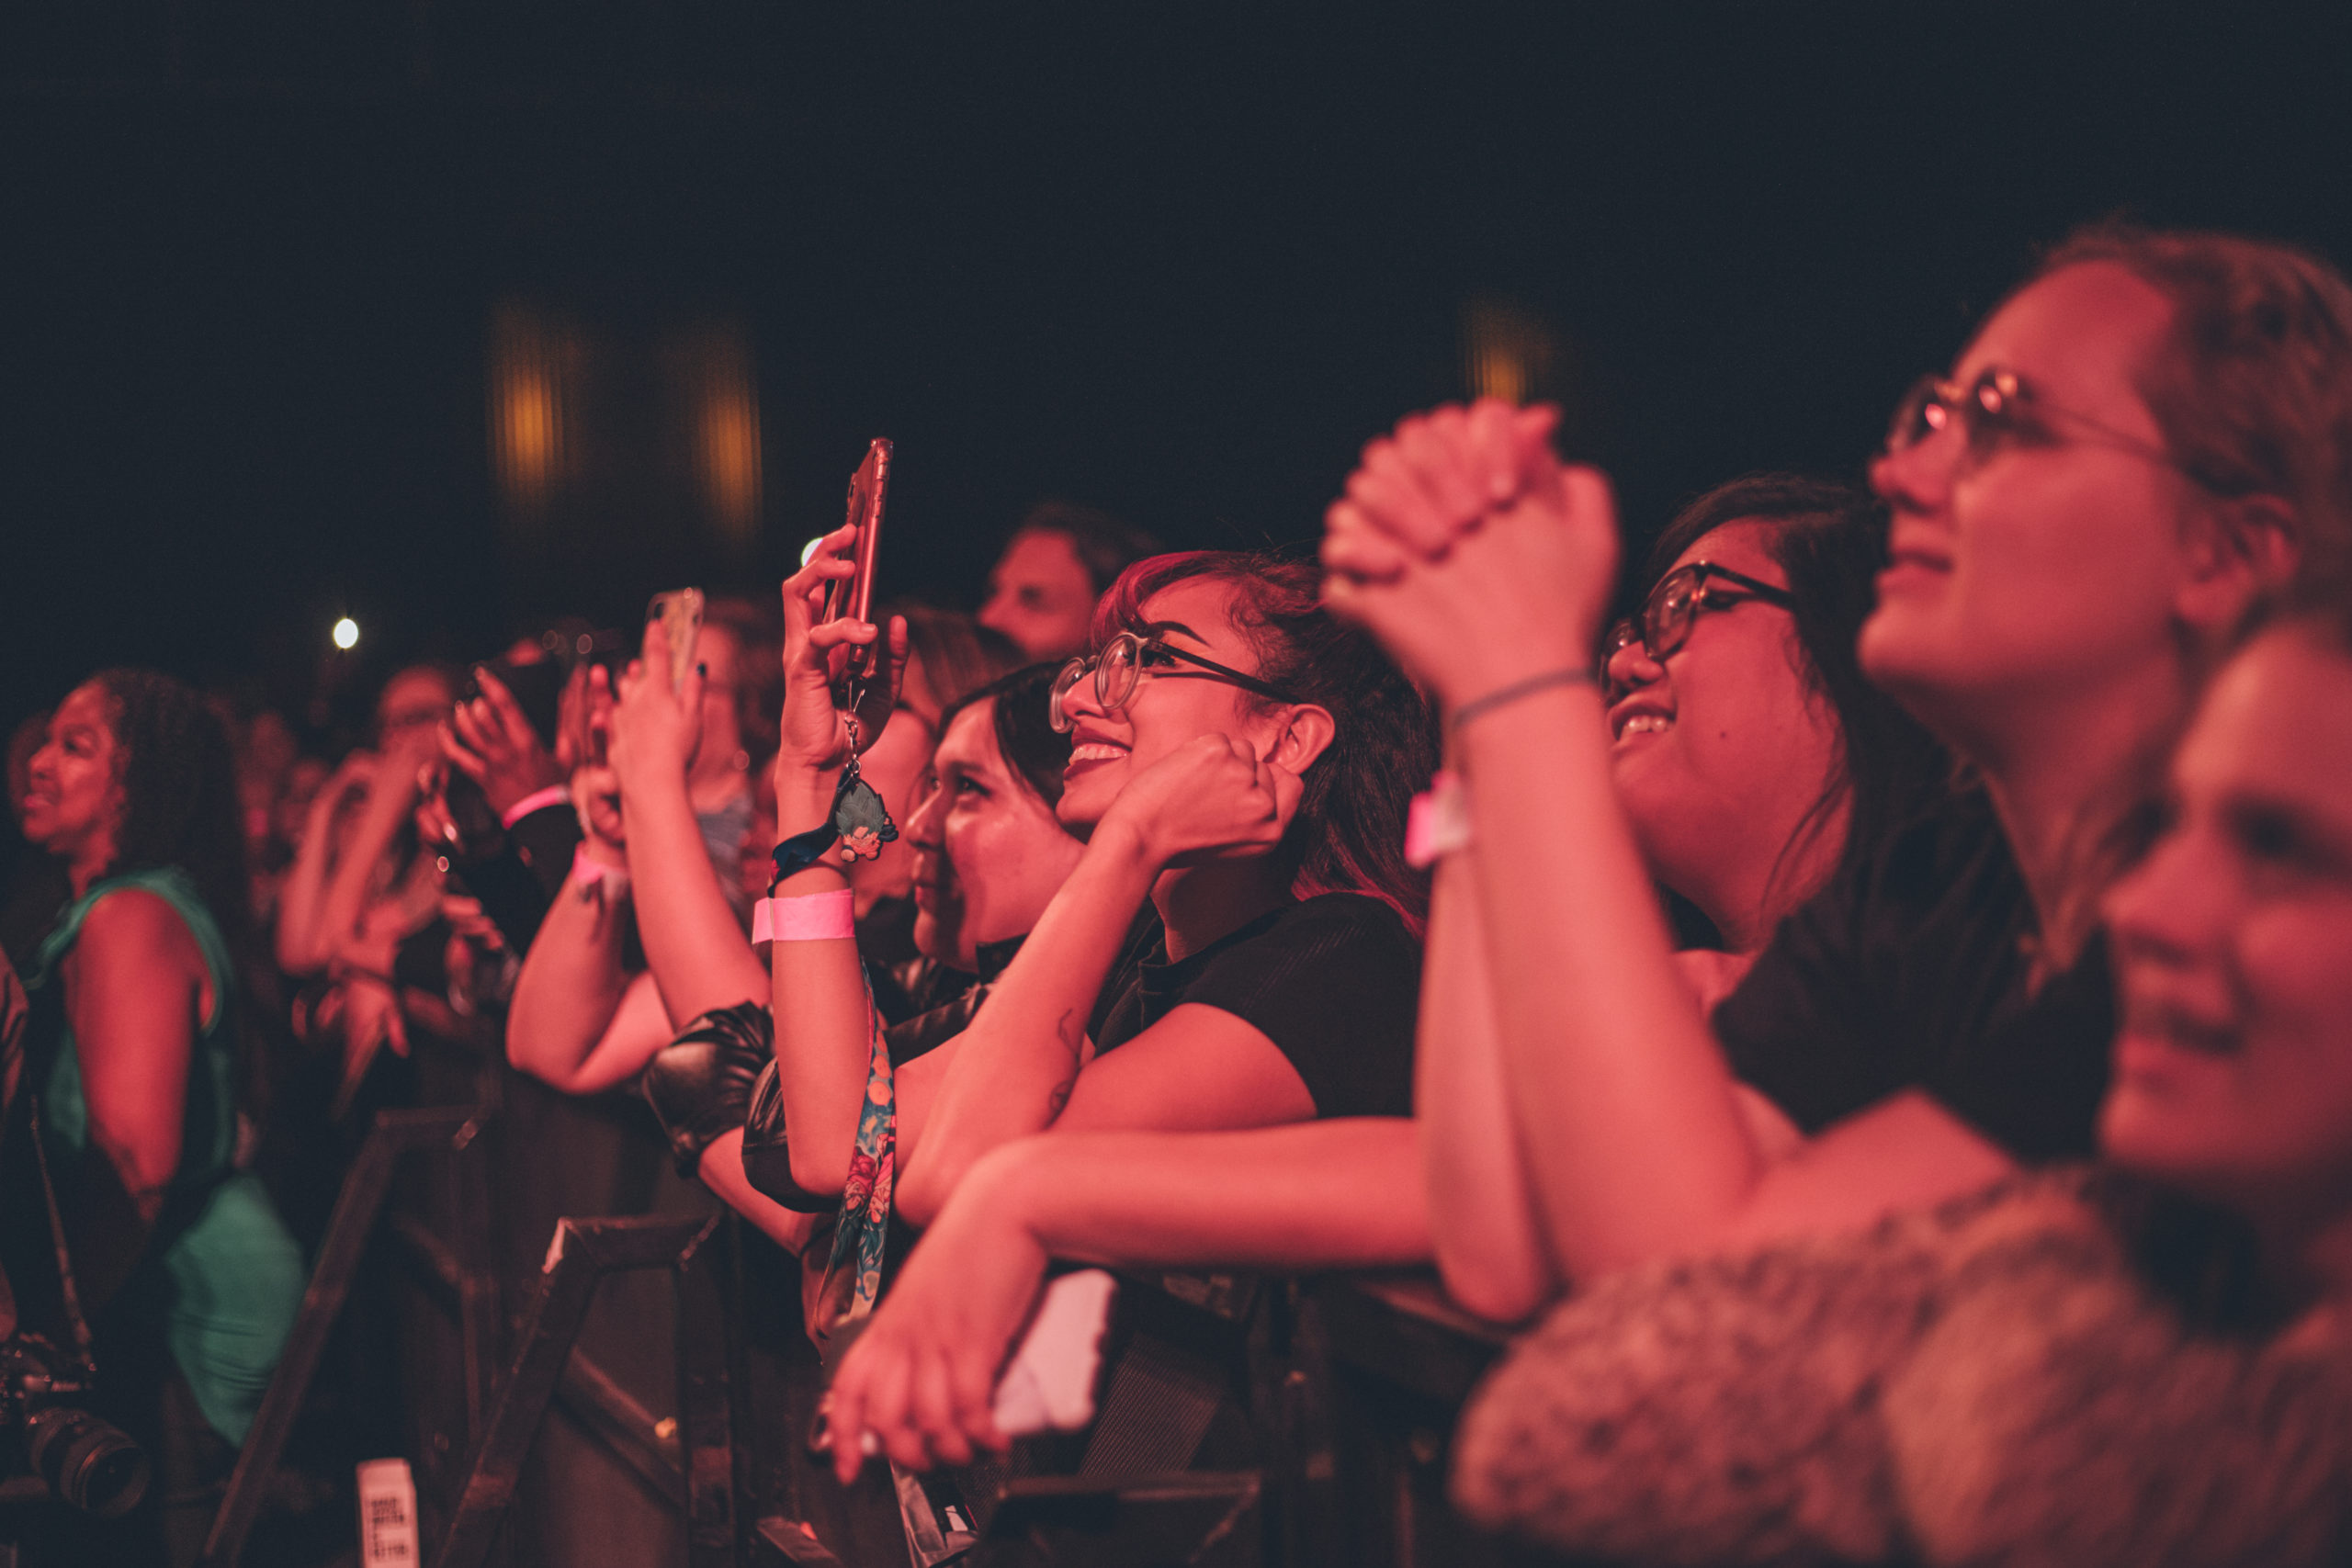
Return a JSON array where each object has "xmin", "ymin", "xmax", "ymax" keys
[{"xmin": 26, "ymin": 1406, "xmax": 152, "ymax": 1517}]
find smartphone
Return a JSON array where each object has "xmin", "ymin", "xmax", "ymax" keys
[
  {"xmin": 646, "ymin": 589, "xmax": 706, "ymax": 694},
  {"xmin": 461, "ymin": 658, "xmax": 567, "ymax": 750},
  {"xmin": 821, "ymin": 438, "xmax": 893, "ymax": 678}
]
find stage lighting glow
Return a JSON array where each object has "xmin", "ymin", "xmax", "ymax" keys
[
  {"xmin": 800, "ymin": 536, "xmax": 826, "ymax": 567},
  {"xmin": 333, "ymin": 617, "xmax": 360, "ymax": 650}
]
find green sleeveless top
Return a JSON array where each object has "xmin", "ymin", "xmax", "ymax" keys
[{"xmin": 29, "ymin": 867, "xmax": 304, "ymax": 1446}]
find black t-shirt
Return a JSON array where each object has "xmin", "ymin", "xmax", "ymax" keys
[
  {"xmin": 1712, "ymin": 789, "xmax": 2113, "ymax": 1162},
  {"xmin": 1091, "ymin": 893, "xmax": 1422, "ymax": 1120}
]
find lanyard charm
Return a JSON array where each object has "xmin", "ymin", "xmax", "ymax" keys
[{"xmin": 831, "ymin": 711, "xmax": 898, "ymax": 863}]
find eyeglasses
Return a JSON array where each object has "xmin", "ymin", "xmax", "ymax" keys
[
  {"xmin": 1884, "ymin": 366, "xmax": 2218, "ymax": 490},
  {"xmin": 1597, "ymin": 562, "xmax": 1795, "ymax": 700},
  {"xmin": 1048, "ymin": 631, "xmax": 1300, "ymax": 733}
]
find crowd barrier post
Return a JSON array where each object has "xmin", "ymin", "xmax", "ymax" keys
[
  {"xmin": 427, "ymin": 1212, "xmax": 737, "ymax": 1568},
  {"xmin": 197, "ymin": 1104, "xmax": 501, "ymax": 1568}
]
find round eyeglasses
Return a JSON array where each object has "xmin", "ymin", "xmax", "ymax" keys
[
  {"xmin": 1048, "ymin": 632, "xmax": 1301, "ymax": 733},
  {"xmin": 1885, "ymin": 365, "xmax": 2223, "ymax": 491},
  {"xmin": 1597, "ymin": 561, "xmax": 1795, "ymax": 701}
]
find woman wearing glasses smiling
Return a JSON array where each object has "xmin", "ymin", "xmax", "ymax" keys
[
  {"xmin": 885, "ymin": 548, "xmax": 1437, "ymax": 1232},
  {"xmin": 1319, "ymin": 222, "xmax": 2352, "ymax": 1312}
]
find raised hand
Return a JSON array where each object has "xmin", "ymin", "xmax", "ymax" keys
[
  {"xmin": 1333, "ymin": 398, "xmax": 1561, "ymax": 562},
  {"xmin": 442, "ymin": 665, "xmax": 563, "ymax": 819},
  {"xmin": 1324, "ymin": 404, "xmax": 1623, "ymax": 711},
  {"xmin": 775, "ymin": 522, "xmax": 909, "ymax": 785},
  {"xmin": 571, "ymin": 761, "xmax": 627, "ymax": 858},
  {"xmin": 607, "ymin": 620, "xmax": 705, "ymax": 797},
  {"xmin": 1098, "ymin": 732, "xmax": 1305, "ymax": 870}
]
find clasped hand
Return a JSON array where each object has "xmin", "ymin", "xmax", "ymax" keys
[{"xmin": 1320, "ymin": 396, "xmax": 1623, "ymax": 707}]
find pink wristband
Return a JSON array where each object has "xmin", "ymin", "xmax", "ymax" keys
[
  {"xmin": 1404, "ymin": 770, "xmax": 1471, "ymax": 869},
  {"xmin": 752, "ymin": 889, "xmax": 856, "ymax": 944},
  {"xmin": 502, "ymin": 784, "xmax": 571, "ymax": 829},
  {"xmin": 570, "ymin": 845, "xmax": 629, "ymax": 897}
]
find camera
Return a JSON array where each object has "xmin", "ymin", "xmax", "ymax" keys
[{"xmin": 0, "ymin": 1331, "xmax": 148, "ymax": 1518}]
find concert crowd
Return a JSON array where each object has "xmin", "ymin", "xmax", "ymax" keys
[{"xmin": 7, "ymin": 220, "xmax": 2352, "ymax": 1565}]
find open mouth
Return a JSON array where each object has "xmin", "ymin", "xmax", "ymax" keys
[
  {"xmin": 1066, "ymin": 741, "xmax": 1128, "ymax": 766},
  {"xmin": 1608, "ymin": 702, "xmax": 1674, "ymax": 742}
]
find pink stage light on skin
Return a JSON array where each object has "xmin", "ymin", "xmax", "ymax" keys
[{"xmin": 333, "ymin": 617, "xmax": 360, "ymax": 650}]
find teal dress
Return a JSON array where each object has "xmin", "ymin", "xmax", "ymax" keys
[{"xmin": 28, "ymin": 867, "xmax": 305, "ymax": 1447}]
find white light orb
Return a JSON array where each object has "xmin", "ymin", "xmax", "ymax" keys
[{"xmin": 333, "ymin": 617, "xmax": 360, "ymax": 650}]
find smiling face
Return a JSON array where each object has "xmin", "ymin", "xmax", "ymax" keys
[
  {"xmin": 903, "ymin": 698, "xmax": 1086, "ymax": 967},
  {"xmin": 1861, "ymin": 262, "xmax": 2217, "ymax": 751},
  {"xmin": 21, "ymin": 683, "xmax": 128, "ymax": 874},
  {"xmin": 979, "ymin": 529, "xmax": 1100, "ymax": 662},
  {"xmin": 1054, "ymin": 575, "xmax": 1289, "ymax": 832},
  {"xmin": 1603, "ymin": 523, "xmax": 1845, "ymax": 939},
  {"xmin": 2101, "ymin": 626, "xmax": 2352, "ymax": 1230}
]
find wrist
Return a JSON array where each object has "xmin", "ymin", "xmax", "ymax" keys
[
  {"xmin": 1436, "ymin": 647, "xmax": 1590, "ymax": 711},
  {"xmin": 953, "ymin": 1139, "xmax": 1054, "ymax": 1242},
  {"xmin": 775, "ymin": 770, "xmax": 842, "ymax": 836},
  {"xmin": 1085, "ymin": 812, "xmax": 1167, "ymax": 877}
]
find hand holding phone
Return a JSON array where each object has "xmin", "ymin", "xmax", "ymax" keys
[
  {"xmin": 821, "ymin": 439, "xmax": 892, "ymax": 678},
  {"xmin": 646, "ymin": 589, "xmax": 706, "ymax": 694}
]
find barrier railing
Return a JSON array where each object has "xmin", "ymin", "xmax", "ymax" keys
[{"xmin": 192, "ymin": 1065, "xmax": 1531, "ymax": 1567}]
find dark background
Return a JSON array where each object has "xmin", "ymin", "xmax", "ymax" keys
[{"xmin": 6, "ymin": 2, "xmax": 2351, "ymax": 735}]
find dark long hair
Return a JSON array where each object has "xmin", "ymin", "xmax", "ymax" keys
[
  {"xmin": 1642, "ymin": 476, "xmax": 1951, "ymax": 908},
  {"xmin": 1091, "ymin": 550, "xmax": 1439, "ymax": 931},
  {"xmin": 936, "ymin": 663, "xmax": 1077, "ymax": 810}
]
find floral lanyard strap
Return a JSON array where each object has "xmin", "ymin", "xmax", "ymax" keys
[
  {"xmin": 816, "ymin": 704, "xmax": 899, "ymax": 1327},
  {"xmin": 817, "ymin": 966, "xmax": 894, "ymax": 1328}
]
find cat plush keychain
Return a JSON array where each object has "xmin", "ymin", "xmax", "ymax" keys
[{"xmin": 830, "ymin": 708, "xmax": 898, "ymax": 863}]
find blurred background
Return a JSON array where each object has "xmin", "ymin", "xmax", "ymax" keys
[{"xmin": 6, "ymin": 2, "xmax": 2351, "ymax": 732}]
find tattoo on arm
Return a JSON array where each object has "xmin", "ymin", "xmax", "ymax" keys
[{"xmin": 1046, "ymin": 1077, "xmax": 1074, "ymax": 1119}]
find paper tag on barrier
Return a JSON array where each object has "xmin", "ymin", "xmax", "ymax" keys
[
  {"xmin": 357, "ymin": 1457, "xmax": 420, "ymax": 1565},
  {"xmin": 990, "ymin": 1269, "xmax": 1118, "ymax": 1436}
]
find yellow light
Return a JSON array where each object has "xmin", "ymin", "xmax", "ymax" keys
[{"xmin": 333, "ymin": 617, "xmax": 360, "ymax": 650}]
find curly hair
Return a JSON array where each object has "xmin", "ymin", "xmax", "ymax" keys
[
  {"xmin": 1091, "ymin": 550, "xmax": 1440, "ymax": 931},
  {"xmin": 89, "ymin": 668, "xmax": 254, "ymax": 951}
]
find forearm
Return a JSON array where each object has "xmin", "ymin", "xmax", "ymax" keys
[
  {"xmin": 1460, "ymin": 689, "xmax": 1762, "ymax": 1279},
  {"xmin": 622, "ymin": 769, "xmax": 766, "ymax": 1022},
  {"xmin": 1418, "ymin": 852, "xmax": 1558, "ymax": 1323},
  {"xmin": 965, "ymin": 1120, "xmax": 1430, "ymax": 1272},
  {"xmin": 274, "ymin": 806, "xmax": 341, "ymax": 972},
  {"xmin": 695, "ymin": 1129, "xmax": 823, "ymax": 1256},
  {"xmin": 894, "ymin": 825, "xmax": 1160, "ymax": 1225},
  {"xmin": 763, "ymin": 769, "xmax": 887, "ymax": 1201},
  {"xmin": 506, "ymin": 880, "xmax": 632, "ymax": 1088},
  {"xmin": 313, "ymin": 794, "xmax": 410, "ymax": 963}
]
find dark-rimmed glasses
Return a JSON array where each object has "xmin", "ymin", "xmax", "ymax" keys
[
  {"xmin": 1598, "ymin": 562, "xmax": 1794, "ymax": 700},
  {"xmin": 1885, "ymin": 366, "xmax": 2219, "ymax": 491},
  {"xmin": 1049, "ymin": 632, "xmax": 1300, "ymax": 733}
]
